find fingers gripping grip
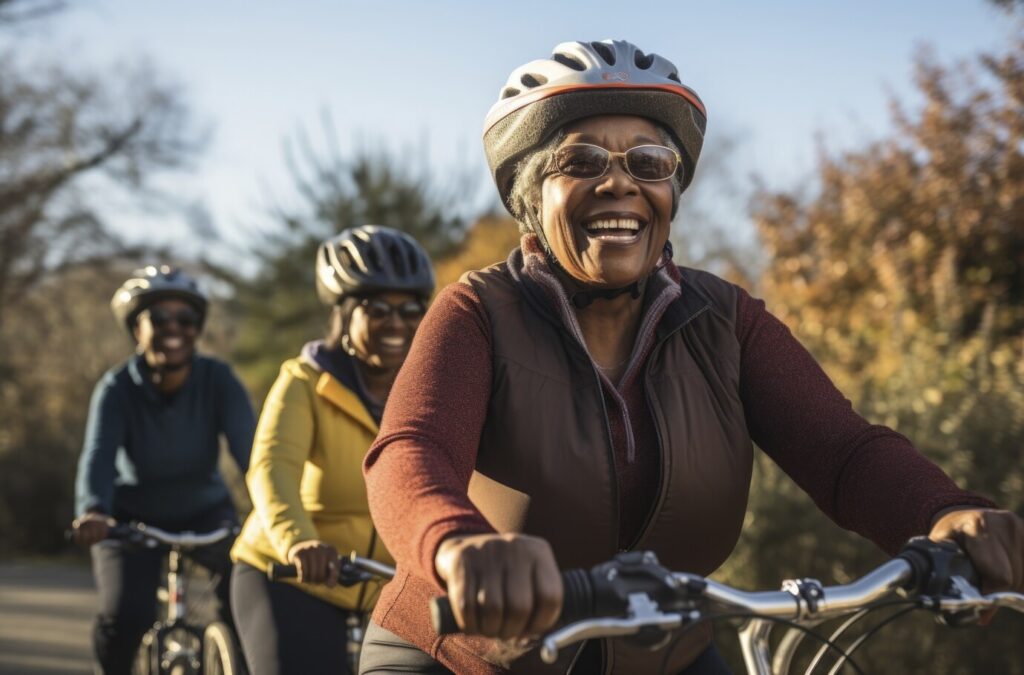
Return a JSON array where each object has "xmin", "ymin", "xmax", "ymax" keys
[
  {"xmin": 430, "ymin": 568, "xmax": 594, "ymax": 635},
  {"xmin": 266, "ymin": 562, "xmax": 298, "ymax": 581}
]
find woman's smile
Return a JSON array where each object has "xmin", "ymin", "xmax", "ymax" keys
[{"xmin": 579, "ymin": 212, "xmax": 648, "ymax": 245}]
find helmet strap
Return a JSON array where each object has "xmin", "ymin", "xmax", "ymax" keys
[{"xmin": 570, "ymin": 281, "xmax": 643, "ymax": 309}]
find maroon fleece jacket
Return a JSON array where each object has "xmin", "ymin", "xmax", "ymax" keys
[{"xmin": 363, "ymin": 260, "xmax": 994, "ymax": 672}]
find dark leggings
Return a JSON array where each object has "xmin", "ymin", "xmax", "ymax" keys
[
  {"xmin": 231, "ymin": 561, "xmax": 356, "ymax": 675},
  {"xmin": 359, "ymin": 622, "xmax": 732, "ymax": 674},
  {"xmin": 90, "ymin": 504, "xmax": 236, "ymax": 675}
]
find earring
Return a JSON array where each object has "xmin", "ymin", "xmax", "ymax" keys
[{"xmin": 341, "ymin": 333, "xmax": 356, "ymax": 356}]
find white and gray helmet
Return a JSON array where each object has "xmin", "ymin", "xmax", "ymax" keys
[
  {"xmin": 315, "ymin": 225, "xmax": 435, "ymax": 305},
  {"xmin": 110, "ymin": 265, "xmax": 208, "ymax": 335},
  {"xmin": 483, "ymin": 39, "xmax": 706, "ymax": 215}
]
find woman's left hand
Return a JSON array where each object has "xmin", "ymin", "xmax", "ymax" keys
[{"xmin": 929, "ymin": 507, "xmax": 1024, "ymax": 622}]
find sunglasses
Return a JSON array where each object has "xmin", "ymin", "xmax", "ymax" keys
[
  {"xmin": 552, "ymin": 143, "xmax": 682, "ymax": 182},
  {"xmin": 143, "ymin": 307, "xmax": 202, "ymax": 330},
  {"xmin": 359, "ymin": 298, "xmax": 426, "ymax": 322}
]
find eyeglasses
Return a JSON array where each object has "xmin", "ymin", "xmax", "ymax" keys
[
  {"xmin": 143, "ymin": 307, "xmax": 201, "ymax": 330},
  {"xmin": 359, "ymin": 298, "xmax": 427, "ymax": 322},
  {"xmin": 552, "ymin": 143, "xmax": 681, "ymax": 182}
]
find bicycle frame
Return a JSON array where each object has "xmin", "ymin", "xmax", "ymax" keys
[{"xmin": 112, "ymin": 522, "xmax": 237, "ymax": 674}]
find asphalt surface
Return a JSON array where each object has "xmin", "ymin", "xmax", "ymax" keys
[
  {"xmin": 0, "ymin": 559, "xmax": 222, "ymax": 675},
  {"xmin": 0, "ymin": 560, "xmax": 95, "ymax": 675}
]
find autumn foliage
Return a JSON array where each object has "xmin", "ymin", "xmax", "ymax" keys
[{"xmin": 716, "ymin": 37, "xmax": 1024, "ymax": 673}]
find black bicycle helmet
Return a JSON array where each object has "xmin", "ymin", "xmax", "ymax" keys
[
  {"xmin": 110, "ymin": 265, "xmax": 208, "ymax": 335},
  {"xmin": 315, "ymin": 225, "xmax": 435, "ymax": 305},
  {"xmin": 483, "ymin": 39, "xmax": 707, "ymax": 216}
]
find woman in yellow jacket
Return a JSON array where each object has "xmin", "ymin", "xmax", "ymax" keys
[{"xmin": 230, "ymin": 225, "xmax": 435, "ymax": 675}]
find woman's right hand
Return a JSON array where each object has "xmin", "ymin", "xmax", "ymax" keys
[
  {"xmin": 71, "ymin": 512, "xmax": 112, "ymax": 547},
  {"xmin": 434, "ymin": 533, "xmax": 563, "ymax": 640},
  {"xmin": 286, "ymin": 540, "xmax": 340, "ymax": 586}
]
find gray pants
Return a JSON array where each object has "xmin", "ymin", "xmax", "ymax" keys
[
  {"xmin": 359, "ymin": 622, "xmax": 453, "ymax": 674},
  {"xmin": 358, "ymin": 622, "xmax": 731, "ymax": 674}
]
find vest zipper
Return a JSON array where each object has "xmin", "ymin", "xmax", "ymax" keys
[
  {"xmin": 625, "ymin": 305, "xmax": 710, "ymax": 552},
  {"xmin": 589, "ymin": 359, "xmax": 621, "ymax": 555}
]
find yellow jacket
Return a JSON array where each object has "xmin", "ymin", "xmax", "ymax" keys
[{"xmin": 231, "ymin": 356, "xmax": 393, "ymax": 611}]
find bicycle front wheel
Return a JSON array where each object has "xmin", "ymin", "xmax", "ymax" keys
[
  {"xmin": 132, "ymin": 629, "xmax": 158, "ymax": 675},
  {"xmin": 203, "ymin": 621, "xmax": 247, "ymax": 675}
]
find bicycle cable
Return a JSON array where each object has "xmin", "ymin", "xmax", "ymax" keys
[
  {"xmin": 824, "ymin": 605, "xmax": 917, "ymax": 675},
  {"xmin": 803, "ymin": 599, "xmax": 917, "ymax": 675},
  {"xmin": 655, "ymin": 611, "xmax": 867, "ymax": 675},
  {"xmin": 802, "ymin": 609, "xmax": 870, "ymax": 675}
]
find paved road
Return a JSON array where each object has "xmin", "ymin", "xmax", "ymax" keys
[
  {"xmin": 0, "ymin": 560, "xmax": 95, "ymax": 675},
  {"xmin": 0, "ymin": 558, "xmax": 226, "ymax": 675}
]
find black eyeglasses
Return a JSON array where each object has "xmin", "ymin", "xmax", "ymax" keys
[
  {"xmin": 552, "ymin": 143, "xmax": 682, "ymax": 182},
  {"xmin": 359, "ymin": 298, "xmax": 426, "ymax": 322},
  {"xmin": 143, "ymin": 307, "xmax": 201, "ymax": 330}
]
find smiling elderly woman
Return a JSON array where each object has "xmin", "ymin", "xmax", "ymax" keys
[{"xmin": 360, "ymin": 40, "xmax": 1024, "ymax": 675}]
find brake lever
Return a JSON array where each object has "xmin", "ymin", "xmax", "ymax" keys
[
  {"xmin": 539, "ymin": 593, "xmax": 689, "ymax": 664},
  {"xmin": 933, "ymin": 575, "xmax": 986, "ymax": 626}
]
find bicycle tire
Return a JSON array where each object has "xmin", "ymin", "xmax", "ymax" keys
[
  {"xmin": 132, "ymin": 629, "xmax": 158, "ymax": 675},
  {"xmin": 203, "ymin": 621, "xmax": 247, "ymax": 675}
]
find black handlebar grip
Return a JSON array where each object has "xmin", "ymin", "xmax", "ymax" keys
[
  {"xmin": 430, "ymin": 595, "xmax": 460, "ymax": 635},
  {"xmin": 267, "ymin": 562, "xmax": 299, "ymax": 581},
  {"xmin": 430, "ymin": 568, "xmax": 593, "ymax": 635}
]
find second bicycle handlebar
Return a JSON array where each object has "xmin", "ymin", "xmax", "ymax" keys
[{"xmin": 267, "ymin": 553, "xmax": 395, "ymax": 586}]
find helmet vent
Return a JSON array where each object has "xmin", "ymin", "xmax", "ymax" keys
[
  {"xmin": 339, "ymin": 247, "xmax": 358, "ymax": 271},
  {"xmin": 590, "ymin": 42, "xmax": 616, "ymax": 65},
  {"xmin": 520, "ymin": 73, "xmax": 547, "ymax": 88},
  {"xmin": 501, "ymin": 86, "xmax": 521, "ymax": 99},
  {"xmin": 553, "ymin": 52, "xmax": 586, "ymax": 71},
  {"xmin": 634, "ymin": 50, "xmax": 654, "ymax": 69},
  {"xmin": 366, "ymin": 245, "xmax": 382, "ymax": 272},
  {"xmin": 667, "ymin": 71, "xmax": 681, "ymax": 83}
]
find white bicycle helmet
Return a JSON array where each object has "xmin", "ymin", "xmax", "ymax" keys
[{"xmin": 483, "ymin": 39, "xmax": 706, "ymax": 216}]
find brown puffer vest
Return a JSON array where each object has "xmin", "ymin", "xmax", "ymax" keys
[{"xmin": 440, "ymin": 255, "xmax": 754, "ymax": 674}]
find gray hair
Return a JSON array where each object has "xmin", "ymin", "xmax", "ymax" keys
[{"xmin": 506, "ymin": 126, "xmax": 685, "ymax": 234}]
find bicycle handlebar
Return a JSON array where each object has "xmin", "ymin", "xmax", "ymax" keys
[
  {"xmin": 428, "ymin": 537, "xmax": 1024, "ymax": 665},
  {"xmin": 66, "ymin": 520, "xmax": 237, "ymax": 549},
  {"xmin": 267, "ymin": 553, "xmax": 395, "ymax": 586}
]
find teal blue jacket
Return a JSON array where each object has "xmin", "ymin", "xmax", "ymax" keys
[{"xmin": 75, "ymin": 354, "xmax": 255, "ymax": 524}]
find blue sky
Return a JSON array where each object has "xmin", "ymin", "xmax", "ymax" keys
[{"xmin": 26, "ymin": 0, "xmax": 1016, "ymax": 256}]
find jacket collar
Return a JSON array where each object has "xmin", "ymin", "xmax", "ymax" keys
[
  {"xmin": 313, "ymin": 372, "xmax": 379, "ymax": 434},
  {"xmin": 127, "ymin": 353, "xmax": 197, "ymax": 403},
  {"xmin": 507, "ymin": 235, "xmax": 709, "ymax": 338},
  {"xmin": 656, "ymin": 269, "xmax": 713, "ymax": 341},
  {"xmin": 299, "ymin": 346, "xmax": 380, "ymax": 433}
]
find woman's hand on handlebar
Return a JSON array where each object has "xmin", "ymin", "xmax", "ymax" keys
[
  {"xmin": 434, "ymin": 533, "xmax": 562, "ymax": 640},
  {"xmin": 930, "ymin": 507, "xmax": 1024, "ymax": 624},
  {"xmin": 71, "ymin": 512, "xmax": 113, "ymax": 547},
  {"xmin": 286, "ymin": 540, "xmax": 340, "ymax": 586}
]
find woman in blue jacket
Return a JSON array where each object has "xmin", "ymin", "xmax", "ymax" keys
[{"xmin": 72, "ymin": 265, "xmax": 256, "ymax": 675}]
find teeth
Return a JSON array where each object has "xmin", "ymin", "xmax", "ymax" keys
[
  {"xmin": 380, "ymin": 337, "xmax": 406, "ymax": 348},
  {"xmin": 586, "ymin": 218, "xmax": 641, "ymax": 231},
  {"xmin": 163, "ymin": 338, "xmax": 183, "ymax": 349}
]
